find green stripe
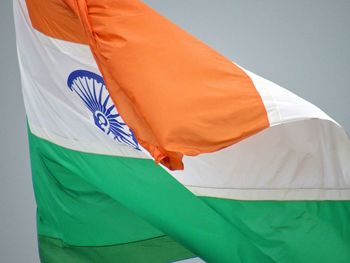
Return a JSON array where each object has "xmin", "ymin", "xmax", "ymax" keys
[
  {"xmin": 28, "ymin": 129, "xmax": 272, "ymax": 263},
  {"xmin": 38, "ymin": 235, "xmax": 194, "ymax": 263},
  {"xmin": 202, "ymin": 198, "xmax": 350, "ymax": 262},
  {"xmin": 29, "ymin": 129, "xmax": 350, "ymax": 263},
  {"xmin": 31, "ymin": 136, "xmax": 164, "ymax": 246}
]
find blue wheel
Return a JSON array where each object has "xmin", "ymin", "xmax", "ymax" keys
[{"xmin": 67, "ymin": 70, "xmax": 140, "ymax": 150}]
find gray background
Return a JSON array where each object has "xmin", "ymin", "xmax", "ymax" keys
[{"xmin": 1, "ymin": 0, "xmax": 349, "ymax": 262}]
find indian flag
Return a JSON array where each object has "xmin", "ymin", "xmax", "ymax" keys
[{"xmin": 14, "ymin": 0, "xmax": 350, "ymax": 262}]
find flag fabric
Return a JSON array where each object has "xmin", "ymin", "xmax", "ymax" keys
[{"xmin": 14, "ymin": 0, "xmax": 350, "ymax": 262}]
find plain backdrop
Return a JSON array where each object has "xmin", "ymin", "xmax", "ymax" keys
[{"xmin": 1, "ymin": 1, "xmax": 349, "ymax": 262}]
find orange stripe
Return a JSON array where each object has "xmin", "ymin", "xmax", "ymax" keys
[
  {"xmin": 26, "ymin": 0, "xmax": 88, "ymax": 44},
  {"xmin": 26, "ymin": 0, "xmax": 269, "ymax": 170}
]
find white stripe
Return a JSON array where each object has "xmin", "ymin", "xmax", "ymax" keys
[
  {"xmin": 172, "ymin": 258, "xmax": 205, "ymax": 263},
  {"xmin": 172, "ymin": 119, "xmax": 350, "ymax": 200},
  {"xmin": 14, "ymin": 0, "xmax": 149, "ymax": 159},
  {"xmin": 242, "ymin": 66, "xmax": 334, "ymax": 126},
  {"xmin": 188, "ymin": 186, "xmax": 350, "ymax": 201}
]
